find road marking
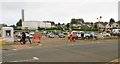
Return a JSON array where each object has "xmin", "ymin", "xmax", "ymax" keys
[
  {"xmin": 33, "ymin": 57, "xmax": 39, "ymax": 60},
  {"xmin": 106, "ymin": 58, "xmax": 120, "ymax": 64},
  {"xmin": 10, "ymin": 57, "xmax": 39, "ymax": 62},
  {"xmin": 13, "ymin": 49, "xmax": 17, "ymax": 51},
  {"xmin": 110, "ymin": 58, "xmax": 120, "ymax": 62},
  {"xmin": 11, "ymin": 59, "xmax": 35, "ymax": 62}
]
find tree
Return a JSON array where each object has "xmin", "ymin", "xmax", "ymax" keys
[
  {"xmin": 9, "ymin": 25, "xmax": 16, "ymax": 29},
  {"xmin": 66, "ymin": 23, "xmax": 70, "ymax": 28},
  {"xmin": 110, "ymin": 18, "xmax": 115, "ymax": 24},
  {"xmin": 118, "ymin": 20, "xmax": 120, "ymax": 24},
  {"xmin": 94, "ymin": 23, "xmax": 97, "ymax": 28},
  {"xmin": 58, "ymin": 23, "xmax": 61, "ymax": 26},
  {"xmin": 50, "ymin": 21, "xmax": 55, "ymax": 25},
  {"xmin": 77, "ymin": 18, "xmax": 84, "ymax": 23},
  {"xmin": 62, "ymin": 23, "xmax": 65, "ymax": 25},
  {"xmin": 16, "ymin": 19, "xmax": 22, "ymax": 26},
  {"xmin": 90, "ymin": 22, "xmax": 93, "ymax": 26},
  {"xmin": 70, "ymin": 18, "xmax": 84, "ymax": 24},
  {"xmin": 71, "ymin": 18, "xmax": 76, "ymax": 24}
]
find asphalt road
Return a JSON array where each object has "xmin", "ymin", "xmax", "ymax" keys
[{"xmin": 2, "ymin": 40, "xmax": 118, "ymax": 62}]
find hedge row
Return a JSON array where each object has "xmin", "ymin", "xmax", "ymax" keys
[{"xmin": 15, "ymin": 28, "xmax": 98, "ymax": 32}]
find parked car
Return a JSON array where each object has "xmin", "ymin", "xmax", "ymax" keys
[
  {"xmin": 46, "ymin": 32, "xmax": 55, "ymax": 38},
  {"xmin": 58, "ymin": 33, "xmax": 65, "ymax": 38},
  {"xmin": 112, "ymin": 29, "xmax": 120, "ymax": 36},
  {"xmin": 63, "ymin": 32, "xmax": 68, "ymax": 35},
  {"xmin": 29, "ymin": 32, "xmax": 34, "ymax": 38},
  {"xmin": 84, "ymin": 32, "xmax": 91, "ymax": 39},
  {"xmin": 100, "ymin": 32, "xmax": 111, "ymax": 37},
  {"xmin": 49, "ymin": 33, "xmax": 55, "ymax": 38},
  {"xmin": 80, "ymin": 32, "xmax": 97, "ymax": 39},
  {"xmin": 17, "ymin": 32, "xmax": 22, "ymax": 38},
  {"xmin": 42, "ymin": 30, "xmax": 47, "ymax": 34}
]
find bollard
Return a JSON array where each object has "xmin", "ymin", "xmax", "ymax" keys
[
  {"xmin": 34, "ymin": 35, "xmax": 41, "ymax": 43},
  {"xmin": 70, "ymin": 35, "xmax": 72, "ymax": 42}
]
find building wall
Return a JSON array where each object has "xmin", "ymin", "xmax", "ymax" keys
[
  {"xmin": 38, "ymin": 21, "xmax": 51, "ymax": 28},
  {"xmin": 22, "ymin": 21, "xmax": 38, "ymax": 30},
  {"xmin": 22, "ymin": 21, "xmax": 51, "ymax": 30}
]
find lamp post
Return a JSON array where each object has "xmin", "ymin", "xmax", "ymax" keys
[{"xmin": 97, "ymin": 16, "xmax": 102, "ymax": 33}]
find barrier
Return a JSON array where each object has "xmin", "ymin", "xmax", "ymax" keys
[
  {"xmin": 34, "ymin": 35, "xmax": 41, "ymax": 43},
  {"xmin": 0, "ymin": 39, "xmax": 6, "ymax": 44},
  {"xmin": 70, "ymin": 35, "xmax": 72, "ymax": 42}
]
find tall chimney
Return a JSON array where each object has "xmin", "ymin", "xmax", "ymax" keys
[{"xmin": 22, "ymin": 9, "xmax": 24, "ymax": 22}]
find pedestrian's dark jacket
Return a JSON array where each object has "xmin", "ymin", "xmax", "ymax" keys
[{"xmin": 22, "ymin": 32, "xmax": 26, "ymax": 39}]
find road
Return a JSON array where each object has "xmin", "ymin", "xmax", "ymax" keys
[{"xmin": 2, "ymin": 40, "xmax": 118, "ymax": 62}]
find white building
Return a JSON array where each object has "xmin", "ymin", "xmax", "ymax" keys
[{"xmin": 22, "ymin": 21, "xmax": 51, "ymax": 30}]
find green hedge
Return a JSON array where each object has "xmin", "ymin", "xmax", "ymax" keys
[
  {"xmin": 38, "ymin": 27, "xmax": 62, "ymax": 30},
  {"xmin": 72, "ymin": 28, "xmax": 98, "ymax": 31},
  {"xmin": 15, "ymin": 28, "xmax": 98, "ymax": 32}
]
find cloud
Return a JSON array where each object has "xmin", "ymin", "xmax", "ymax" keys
[{"xmin": 0, "ymin": 1, "xmax": 118, "ymax": 25}]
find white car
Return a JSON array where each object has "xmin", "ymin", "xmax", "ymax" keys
[
  {"xmin": 49, "ymin": 33, "xmax": 55, "ymax": 38},
  {"xmin": 112, "ymin": 29, "xmax": 120, "ymax": 35},
  {"xmin": 100, "ymin": 32, "xmax": 111, "ymax": 37},
  {"xmin": 17, "ymin": 32, "xmax": 22, "ymax": 37},
  {"xmin": 29, "ymin": 32, "xmax": 34, "ymax": 38}
]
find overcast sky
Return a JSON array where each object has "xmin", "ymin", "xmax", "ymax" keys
[{"xmin": 0, "ymin": 0, "xmax": 119, "ymax": 25}]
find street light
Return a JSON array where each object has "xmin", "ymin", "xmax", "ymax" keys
[{"xmin": 97, "ymin": 16, "xmax": 102, "ymax": 33}]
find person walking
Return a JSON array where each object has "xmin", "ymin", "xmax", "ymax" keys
[
  {"xmin": 20, "ymin": 32, "xmax": 26, "ymax": 45},
  {"xmin": 26, "ymin": 32, "xmax": 32, "ymax": 44}
]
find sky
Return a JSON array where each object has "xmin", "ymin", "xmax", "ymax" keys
[{"xmin": 0, "ymin": 0, "xmax": 119, "ymax": 25}]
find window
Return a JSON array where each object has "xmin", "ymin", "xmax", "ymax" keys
[{"xmin": 6, "ymin": 30, "xmax": 11, "ymax": 37}]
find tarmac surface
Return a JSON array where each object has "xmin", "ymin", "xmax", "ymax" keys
[{"xmin": 1, "ymin": 38, "xmax": 118, "ymax": 62}]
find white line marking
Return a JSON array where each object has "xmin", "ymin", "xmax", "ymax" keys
[
  {"xmin": 33, "ymin": 57, "xmax": 39, "ymax": 60},
  {"xmin": 13, "ymin": 49, "xmax": 17, "ymax": 51},
  {"xmin": 10, "ymin": 57, "xmax": 39, "ymax": 62}
]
